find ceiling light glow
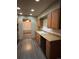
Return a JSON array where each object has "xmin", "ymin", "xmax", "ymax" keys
[
  {"xmin": 17, "ymin": 7, "xmax": 20, "ymax": 10},
  {"xmin": 19, "ymin": 13, "xmax": 22, "ymax": 15},
  {"xmin": 31, "ymin": 9, "xmax": 35, "ymax": 12},
  {"xmin": 26, "ymin": 20, "xmax": 29, "ymax": 22},
  {"xmin": 29, "ymin": 14, "xmax": 32, "ymax": 16},
  {"xmin": 35, "ymin": 0, "xmax": 40, "ymax": 2}
]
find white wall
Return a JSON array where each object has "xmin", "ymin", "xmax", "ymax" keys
[
  {"xmin": 43, "ymin": 18, "xmax": 47, "ymax": 27},
  {"xmin": 17, "ymin": 16, "xmax": 36, "ymax": 39},
  {"xmin": 17, "ymin": 16, "xmax": 23, "ymax": 40}
]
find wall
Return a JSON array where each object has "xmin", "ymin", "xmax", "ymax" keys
[
  {"xmin": 17, "ymin": 16, "xmax": 23, "ymax": 40},
  {"xmin": 43, "ymin": 18, "xmax": 47, "ymax": 27},
  {"xmin": 17, "ymin": 16, "xmax": 36, "ymax": 39},
  {"xmin": 23, "ymin": 21, "xmax": 32, "ymax": 31}
]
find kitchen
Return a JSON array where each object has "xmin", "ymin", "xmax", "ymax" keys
[{"xmin": 17, "ymin": 0, "xmax": 61, "ymax": 59}]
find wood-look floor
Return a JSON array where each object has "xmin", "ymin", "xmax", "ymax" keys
[{"xmin": 17, "ymin": 33, "xmax": 46, "ymax": 59}]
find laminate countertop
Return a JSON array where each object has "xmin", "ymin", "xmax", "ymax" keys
[{"xmin": 36, "ymin": 30, "xmax": 61, "ymax": 42}]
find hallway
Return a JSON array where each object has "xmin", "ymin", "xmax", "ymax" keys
[
  {"xmin": 17, "ymin": 33, "xmax": 46, "ymax": 59},
  {"xmin": 17, "ymin": 0, "xmax": 61, "ymax": 59}
]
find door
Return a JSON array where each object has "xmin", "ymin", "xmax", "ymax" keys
[{"xmin": 23, "ymin": 19, "xmax": 32, "ymax": 34}]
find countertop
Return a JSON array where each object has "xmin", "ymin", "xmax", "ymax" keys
[{"xmin": 36, "ymin": 30, "xmax": 61, "ymax": 42}]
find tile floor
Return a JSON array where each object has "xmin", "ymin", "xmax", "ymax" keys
[{"xmin": 17, "ymin": 33, "xmax": 46, "ymax": 59}]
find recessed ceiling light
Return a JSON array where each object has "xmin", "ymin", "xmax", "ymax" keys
[
  {"xmin": 35, "ymin": 0, "xmax": 40, "ymax": 2},
  {"xmin": 29, "ymin": 14, "xmax": 32, "ymax": 16},
  {"xmin": 17, "ymin": 7, "xmax": 20, "ymax": 10},
  {"xmin": 31, "ymin": 9, "xmax": 35, "ymax": 12},
  {"xmin": 19, "ymin": 13, "xmax": 22, "ymax": 15}
]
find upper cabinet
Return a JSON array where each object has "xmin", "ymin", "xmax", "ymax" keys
[
  {"xmin": 51, "ymin": 8, "xmax": 61, "ymax": 29},
  {"xmin": 37, "ymin": 8, "xmax": 61, "ymax": 30},
  {"xmin": 37, "ymin": 19, "xmax": 43, "ymax": 28},
  {"xmin": 47, "ymin": 8, "xmax": 61, "ymax": 29},
  {"xmin": 47, "ymin": 12, "xmax": 52, "ymax": 28},
  {"xmin": 37, "ymin": 19, "xmax": 41, "ymax": 27}
]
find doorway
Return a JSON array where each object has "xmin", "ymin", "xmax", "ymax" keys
[{"xmin": 23, "ymin": 19, "xmax": 32, "ymax": 39}]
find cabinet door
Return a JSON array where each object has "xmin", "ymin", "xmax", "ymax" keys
[
  {"xmin": 47, "ymin": 12, "xmax": 52, "ymax": 28},
  {"xmin": 37, "ymin": 19, "xmax": 41, "ymax": 27},
  {"xmin": 46, "ymin": 40, "xmax": 51, "ymax": 59},
  {"xmin": 52, "ymin": 8, "xmax": 60, "ymax": 29},
  {"xmin": 46, "ymin": 40, "xmax": 61, "ymax": 59},
  {"xmin": 37, "ymin": 19, "xmax": 43, "ymax": 28},
  {"xmin": 35, "ymin": 32, "xmax": 40, "ymax": 45}
]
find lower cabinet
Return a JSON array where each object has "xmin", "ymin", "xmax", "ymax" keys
[
  {"xmin": 40, "ymin": 36, "xmax": 46, "ymax": 55},
  {"xmin": 35, "ymin": 32, "xmax": 61, "ymax": 59},
  {"xmin": 35, "ymin": 32, "xmax": 40, "ymax": 45},
  {"xmin": 46, "ymin": 40, "xmax": 61, "ymax": 59}
]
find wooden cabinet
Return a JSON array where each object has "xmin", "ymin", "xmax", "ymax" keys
[
  {"xmin": 47, "ymin": 8, "xmax": 61, "ymax": 29},
  {"xmin": 35, "ymin": 32, "xmax": 40, "ymax": 45},
  {"xmin": 37, "ymin": 19, "xmax": 41, "ymax": 27},
  {"xmin": 51, "ymin": 8, "xmax": 60, "ymax": 29},
  {"xmin": 40, "ymin": 36, "xmax": 46, "ymax": 55},
  {"xmin": 46, "ymin": 40, "xmax": 61, "ymax": 59},
  {"xmin": 37, "ymin": 19, "xmax": 43, "ymax": 29},
  {"xmin": 47, "ymin": 12, "xmax": 52, "ymax": 28},
  {"xmin": 35, "ymin": 31, "xmax": 61, "ymax": 59}
]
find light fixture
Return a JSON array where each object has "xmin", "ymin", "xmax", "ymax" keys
[
  {"xmin": 17, "ymin": 7, "xmax": 20, "ymax": 10},
  {"xmin": 26, "ymin": 20, "xmax": 29, "ymax": 22},
  {"xmin": 35, "ymin": 0, "xmax": 40, "ymax": 2},
  {"xmin": 29, "ymin": 14, "xmax": 32, "ymax": 16},
  {"xmin": 31, "ymin": 9, "xmax": 35, "ymax": 12},
  {"xmin": 19, "ymin": 13, "xmax": 22, "ymax": 15}
]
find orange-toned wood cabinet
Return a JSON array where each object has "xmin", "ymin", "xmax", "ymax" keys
[
  {"xmin": 37, "ymin": 19, "xmax": 41, "ymax": 27},
  {"xmin": 35, "ymin": 32, "xmax": 40, "ymax": 45},
  {"xmin": 47, "ymin": 8, "xmax": 61, "ymax": 29},
  {"xmin": 47, "ymin": 12, "xmax": 52, "ymax": 28},
  {"xmin": 35, "ymin": 32, "xmax": 61, "ymax": 59},
  {"xmin": 51, "ymin": 8, "xmax": 61, "ymax": 29},
  {"xmin": 37, "ymin": 19, "xmax": 43, "ymax": 29},
  {"xmin": 46, "ymin": 40, "xmax": 61, "ymax": 59}
]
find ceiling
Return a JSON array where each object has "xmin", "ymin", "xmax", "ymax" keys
[{"xmin": 17, "ymin": 0, "xmax": 59, "ymax": 17}]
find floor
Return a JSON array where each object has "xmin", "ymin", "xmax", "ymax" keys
[{"xmin": 17, "ymin": 33, "xmax": 46, "ymax": 59}]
